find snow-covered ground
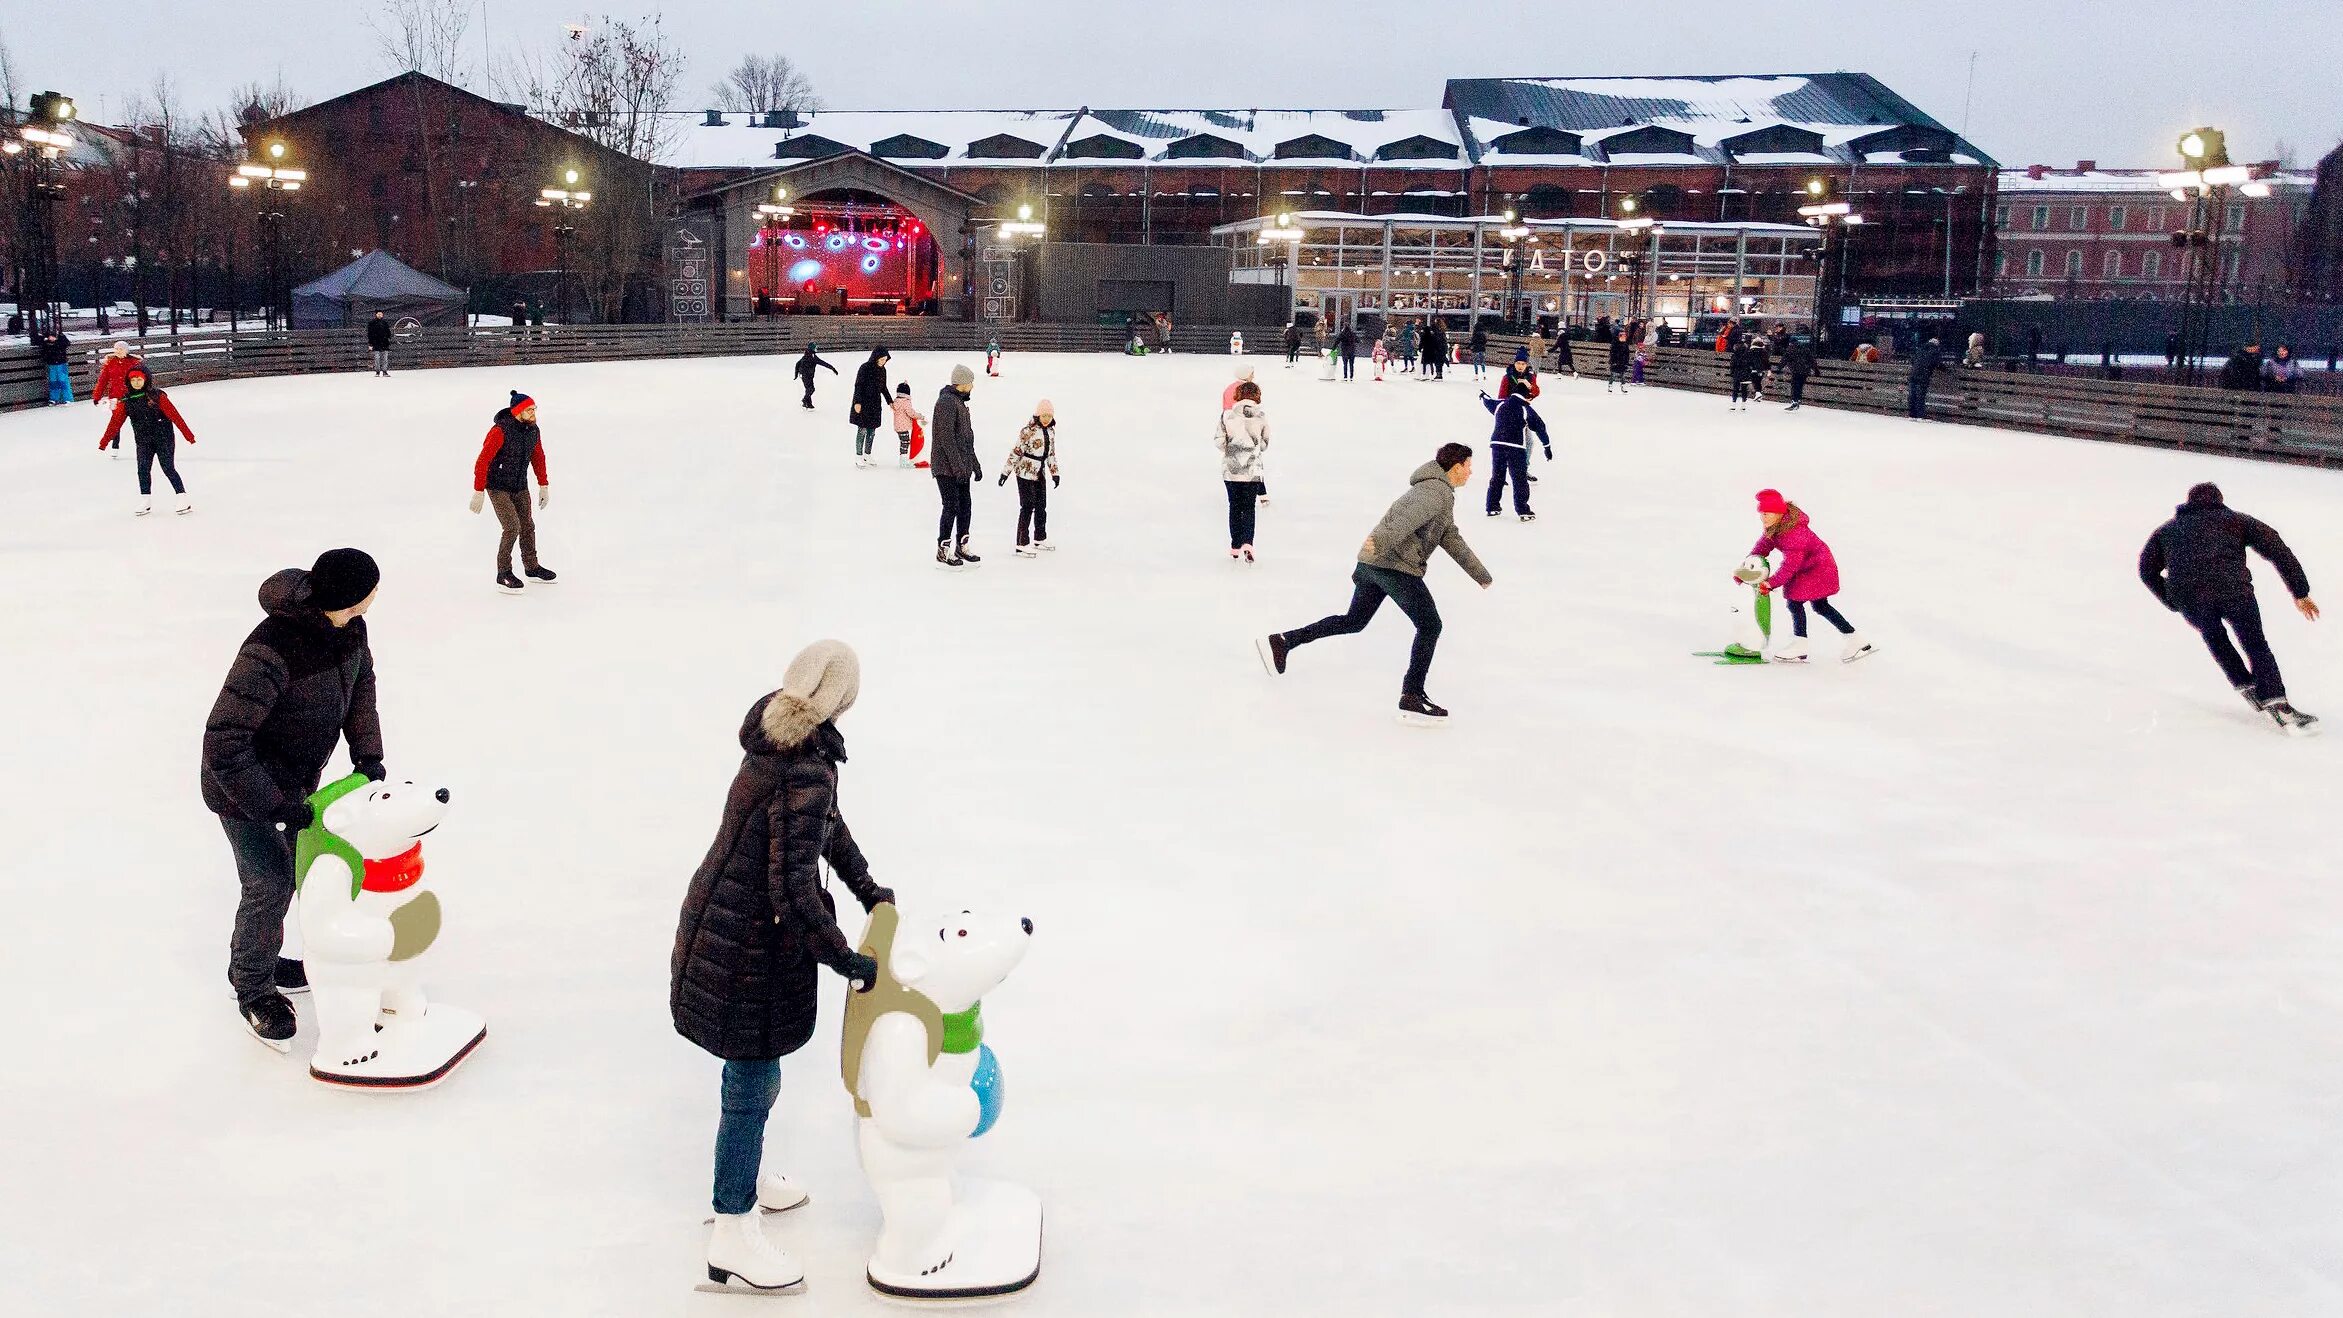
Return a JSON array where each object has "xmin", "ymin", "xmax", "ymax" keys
[{"xmin": 3, "ymin": 351, "xmax": 2340, "ymax": 1317}]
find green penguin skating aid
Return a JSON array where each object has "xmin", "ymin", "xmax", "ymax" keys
[{"xmin": 1695, "ymin": 560, "xmax": 1774, "ymax": 664}]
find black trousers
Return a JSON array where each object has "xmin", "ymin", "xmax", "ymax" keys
[
  {"xmin": 137, "ymin": 435, "xmax": 186, "ymax": 496},
  {"xmin": 1285, "ymin": 344, "xmax": 1299, "ymax": 364},
  {"xmin": 1016, "ymin": 477, "xmax": 1049, "ymax": 545},
  {"xmin": 1786, "ymin": 597, "xmax": 1854, "ymax": 638},
  {"xmin": 1285, "ymin": 563, "xmax": 1442, "ymax": 696},
  {"xmin": 1341, "ymin": 352, "xmax": 1356, "ymax": 379},
  {"xmin": 1790, "ymin": 371, "xmax": 1810, "ymax": 403},
  {"xmin": 1224, "ymin": 480, "xmax": 1263, "ymax": 548},
  {"xmin": 1906, "ymin": 380, "xmax": 1931, "ymax": 418},
  {"xmin": 800, "ymin": 377, "xmax": 816, "ymax": 406},
  {"xmin": 221, "ymin": 816, "xmax": 296, "ymax": 1004},
  {"xmin": 1485, "ymin": 445, "xmax": 1532, "ymax": 515},
  {"xmin": 1731, "ymin": 378, "xmax": 1754, "ymax": 403},
  {"xmin": 2182, "ymin": 596, "xmax": 2285, "ymax": 702},
  {"xmin": 935, "ymin": 473, "xmax": 972, "ymax": 542}
]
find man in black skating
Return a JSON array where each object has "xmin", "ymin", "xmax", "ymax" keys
[
  {"xmin": 1335, "ymin": 323, "xmax": 1358, "ymax": 380},
  {"xmin": 2139, "ymin": 482, "xmax": 2319, "ymax": 731},
  {"xmin": 1905, "ymin": 336, "xmax": 1946, "ymax": 419},
  {"xmin": 202, "ymin": 549, "xmax": 387, "ymax": 1050},
  {"xmin": 1257, "ymin": 444, "xmax": 1492, "ymax": 723},
  {"xmin": 1282, "ymin": 321, "xmax": 1301, "ymax": 367},
  {"xmin": 794, "ymin": 343, "xmax": 836, "ymax": 409},
  {"xmin": 366, "ymin": 311, "xmax": 394, "ymax": 376},
  {"xmin": 1782, "ymin": 335, "xmax": 1820, "ymax": 410}
]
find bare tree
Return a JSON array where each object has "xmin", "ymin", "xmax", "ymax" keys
[
  {"xmin": 709, "ymin": 54, "xmax": 820, "ymax": 116},
  {"xmin": 0, "ymin": 25, "xmax": 20, "ymax": 119},
  {"xmin": 368, "ymin": 0, "xmax": 475, "ymax": 85}
]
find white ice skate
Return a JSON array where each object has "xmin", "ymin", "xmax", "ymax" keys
[
  {"xmin": 175, "ymin": 496, "xmax": 194, "ymax": 515},
  {"xmin": 697, "ymin": 1211, "xmax": 806, "ymax": 1295},
  {"xmin": 1033, "ymin": 540, "xmax": 1056, "ymax": 551},
  {"xmin": 1771, "ymin": 636, "xmax": 1811, "ymax": 664},
  {"xmin": 1839, "ymin": 632, "xmax": 1876, "ymax": 664},
  {"xmin": 1014, "ymin": 544, "xmax": 1038, "ymax": 558},
  {"xmin": 757, "ymin": 1170, "xmax": 810, "ymax": 1214},
  {"xmin": 133, "ymin": 498, "xmax": 153, "ymax": 517}
]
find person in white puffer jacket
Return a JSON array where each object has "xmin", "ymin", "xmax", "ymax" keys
[{"xmin": 1216, "ymin": 380, "xmax": 1270, "ymax": 562}]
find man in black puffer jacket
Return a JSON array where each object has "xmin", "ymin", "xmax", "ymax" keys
[
  {"xmin": 202, "ymin": 548, "xmax": 387, "ymax": 1048},
  {"xmin": 2139, "ymin": 482, "xmax": 2320, "ymax": 730},
  {"xmin": 671, "ymin": 641, "xmax": 894, "ymax": 1278}
]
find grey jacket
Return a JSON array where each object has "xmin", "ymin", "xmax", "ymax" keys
[
  {"xmin": 929, "ymin": 385, "xmax": 979, "ymax": 480},
  {"xmin": 1360, "ymin": 462, "xmax": 1491, "ymax": 584}
]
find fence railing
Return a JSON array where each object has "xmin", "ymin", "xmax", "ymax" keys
[
  {"xmin": 0, "ymin": 318, "xmax": 1281, "ymax": 414},
  {"xmin": 1483, "ymin": 337, "xmax": 2343, "ymax": 467}
]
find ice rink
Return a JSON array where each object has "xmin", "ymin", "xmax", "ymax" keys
[{"xmin": 3, "ymin": 347, "xmax": 2340, "ymax": 1317}]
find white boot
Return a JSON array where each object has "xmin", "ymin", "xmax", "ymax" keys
[
  {"xmin": 1772, "ymin": 635, "xmax": 1811, "ymax": 664},
  {"xmin": 175, "ymin": 495, "xmax": 194, "ymax": 515},
  {"xmin": 702, "ymin": 1211, "xmax": 804, "ymax": 1293},
  {"xmin": 133, "ymin": 497, "xmax": 153, "ymax": 517},
  {"xmin": 756, "ymin": 1170, "xmax": 810, "ymax": 1214},
  {"xmin": 1839, "ymin": 632, "xmax": 1876, "ymax": 664}
]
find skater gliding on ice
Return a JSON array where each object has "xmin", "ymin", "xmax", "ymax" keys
[
  {"xmin": 1217, "ymin": 380, "xmax": 1270, "ymax": 561},
  {"xmin": 850, "ymin": 347, "xmax": 892, "ymax": 467},
  {"xmin": 99, "ymin": 365, "xmax": 197, "ymax": 515},
  {"xmin": 1257, "ymin": 444, "xmax": 1491, "ymax": 723},
  {"xmin": 91, "ymin": 341, "xmax": 141, "ymax": 407},
  {"xmin": 1747, "ymin": 490, "xmax": 1870, "ymax": 663},
  {"xmin": 202, "ymin": 547, "xmax": 385, "ymax": 1051},
  {"xmin": 999, "ymin": 399, "xmax": 1060, "ymax": 556},
  {"xmin": 2138, "ymin": 482, "xmax": 2319, "ymax": 731},
  {"xmin": 1480, "ymin": 387, "xmax": 1551, "ymax": 520},
  {"xmin": 669, "ymin": 640, "xmax": 896, "ymax": 1294},
  {"xmin": 367, "ymin": 311, "xmax": 394, "ymax": 376},
  {"xmin": 931, "ymin": 365, "xmax": 982, "ymax": 568},
  {"xmin": 794, "ymin": 343, "xmax": 837, "ymax": 410},
  {"xmin": 469, "ymin": 391, "xmax": 556, "ymax": 593}
]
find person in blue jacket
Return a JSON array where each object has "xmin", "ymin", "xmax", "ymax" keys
[{"xmin": 1479, "ymin": 387, "xmax": 1551, "ymax": 520}]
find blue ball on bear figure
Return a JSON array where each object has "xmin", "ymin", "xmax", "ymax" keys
[{"xmin": 968, "ymin": 1043, "xmax": 1004, "ymax": 1137}]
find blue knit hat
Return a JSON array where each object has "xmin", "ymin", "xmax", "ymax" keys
[
  {"xmin": 1514, "ymin": 346, "xmax": 1530, "ymax": 363},
  {"xmin": 509, "ymin": 390, "xmax": 534, "ymax": 411}
]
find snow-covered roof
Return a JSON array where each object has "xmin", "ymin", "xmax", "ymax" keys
[
  {"xmin": 670, "ymin": 110, "xmax": 1080, "ymax": 169},
  {"xmin": 1070, "ymin": 109, "xmax": 1467, "ymax": 165},
  {"xmin": 1997, "ymin": 167, "xmax": 2315, "ymax": 195}
]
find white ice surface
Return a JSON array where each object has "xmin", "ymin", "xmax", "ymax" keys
[{"xmin": 3, "ymin": 352, "xmax": 2342, "ymax": 1317}]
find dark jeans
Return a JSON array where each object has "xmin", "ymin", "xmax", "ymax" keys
[
  {"xmin": 136, "ymin": 436, "xmax": 186, "ymax": 496},
  {"xmin": 1341, "ymin": 352, "xmax": 1356, "ymax": 379},
  {"xmin": 1731, "ymin": 378, "xmax": 1754, "ymax": 403},
  {"xmin": 1285, "ymin": 563, "xmax": 1443, "ymax": 696},
  {"xmin": 221, "ymin": 816, "xmax": 297, "ymax": 1005},
  {"xmin": 1906, "ymin": 380, "xmax": 1932, "ymax": 418},
  {"xmin": 854, "ymin": 425, "xmax": 877, "ymax": 456},
  {"xmin": 935, "ymin": 473, "xmax": 972, "ymax": 542},
  {"xmin": 2182, "ymin": 596, "xmax": 2285, "ymax": 702},
  {"xmin": 800, "ymin": 378, "xmax": 815, "ymax": 406},
  {"xmin": 1790, "ymin": 371, "xmax": 1810, "ymax": 403},
  {"xmin": 1224, "ymin": 480, "xmax": 1263, "ymax": 548},
  {"xmin": 1485, "ymin": 445, "xmax": 1532, "ymax": 515},
  {"xmin": 1016, "ymin": 476, "xmax": 1049, "ymax": 544},
  {"xmin": 1786, "ymin": 597, "xmax": 1853, "ymax": 637},
  {"xmin": 1286, "ymin": 344, "xmax": 1299, "ymax": 363},
  {"xmin": 713, "ymin": 1058, "xmax": 782, "ymax": 1215},
  {"xmin": 1429, "ymin": 353, "xmax": 1445, "ymax": 380}
]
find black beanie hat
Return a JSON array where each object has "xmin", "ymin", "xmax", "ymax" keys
[{"xmin": 307, "ymin": 548, "xmax": 380, "ymax": 612}]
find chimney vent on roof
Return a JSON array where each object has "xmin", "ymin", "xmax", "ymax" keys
[
  {"xmin": 704, "ymin": 110, "xmax": 724, "ymax": 127},
  {"xmin": 2075, "ymin": 159, "xmax": 2095, "ymax": 172},
  {"xmin": 2026, "ymin": 164, "xmax": 2048, "ymax": 180},
  {"xmin": 1516, "ymin": 116, "xmax": 1529, "ymax": 126},
  {"xmin": 762, "ymin": 109, "xmax": 801, "ymax": 130}
]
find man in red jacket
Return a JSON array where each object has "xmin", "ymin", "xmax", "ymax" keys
[
  {"xmin": 469, "ymin": 390, "xmax": 555, "ymax": 592},
  {"xmin": 99, "ymin": 366, "xmax": 197, "ymax": 515}
]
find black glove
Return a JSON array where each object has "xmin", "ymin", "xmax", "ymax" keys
[
  {"xmin": 354, "ymin": 760, "xmax": 386, "ymax": 782},
  {"xmin": 997, "ymin": 473, "xmax": 1007, "ymax": 486},
  {"xmin": 840, "ymin": 951, "xmax": 880, "ymax": 993},
  {"xmin": 1542, "ymin": 448, "xmax": 1554, "ymax": 461},
  {"xmin": 272, "ymin": 800, "xmax": 315, "ymax": 831},
  {"xmin": 1051, "ymin": 473, "xmax": 1060, "ymax": 488},
  {"xmin": 860, "ymin": 884, "xmax": 897, "ymax": 913}
]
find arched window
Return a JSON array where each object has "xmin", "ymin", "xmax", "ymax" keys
[
  {"xmin": 2103, "ymin": 250, "xmax": 2122, "ymax": 278},
  {"xmin": 2065, "ymin": 250, "xmax": 2083, "ymax": 277},
  {"xmin": 2025, "ymin": 250, "xmax": 2045, "ymax": 277}
]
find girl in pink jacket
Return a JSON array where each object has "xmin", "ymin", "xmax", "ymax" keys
[
  {"xmin": 1749, "ymin": 489, "xmax": 1873, "ymax": 663},
  {"xmin": 889, "ymin": 382, "xmax": 924, "ymax": 468}
]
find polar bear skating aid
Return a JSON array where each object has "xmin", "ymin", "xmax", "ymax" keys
[
  {"xmin": 841, "ymin": 904, "xmax": 1038, "ymax": 1299},
  {"xmin": 294, "ymin": 773, "xmax": 486, "ymax": 1090}
]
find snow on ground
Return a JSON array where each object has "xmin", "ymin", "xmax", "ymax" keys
[{"xmin": 3, "ymin": 350, "xmax": 2341, "ymax": 1317}]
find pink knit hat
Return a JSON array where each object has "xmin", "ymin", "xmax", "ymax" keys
[{"xmin": 1034, "ymin": 398, "xmax": 1054, "ymax": 416}]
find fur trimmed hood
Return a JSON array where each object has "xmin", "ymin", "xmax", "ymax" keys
[{"xmin": 739, "ymin": 692, "xmax": 847, "ymax": 760}]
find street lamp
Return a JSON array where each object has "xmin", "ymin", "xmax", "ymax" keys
[
  {"xmin": 998, "ymin": 201, "xmax": 1047, "ymax": 239},
  {"xmin": 228, "ymin": 140, "xmax": 306, "ymax": 331},
  {"xmin": 1256, "ymin": 211, "xmax": 1307, "ymax": 322},
  {"xmin": 755, "ymin": 184, "xmax": 794, "ymax": 222},
  {"xmin": 535, "ymin": 171, "xmax": 592, "ymax": 324},
  {"xmin": 12, "ymin": 91, "xmax": 78, "ymax": 326},
  {"xmin": 2162, "ymin": 127, "xmax": 2251, "ymax": 386}
]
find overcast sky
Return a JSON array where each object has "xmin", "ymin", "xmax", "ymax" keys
[{"xmin": 4, "ymin": 0, "xmax": 2336, "ymax": 168}]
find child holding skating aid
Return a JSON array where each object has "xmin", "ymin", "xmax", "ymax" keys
[
  {"xmin": 890, "ymin": 382, "xmax": 924, "ymax": 468},
  {"xmin": 986, "ymin": 336, "xmax": 1001, "ymax": 377},
  {"xmin": 998, "ymin": 399, "xmax": 1059, "ymax": 556},
  {"xmin": 1747, "ymin": 489, "xmax": 1872, "ymax": 663}
]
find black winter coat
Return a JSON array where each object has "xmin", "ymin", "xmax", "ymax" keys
[
  {"xmin": 2139, "ymin": 501, "xmax": 2311, "ymax": 612},
  {"xmin": 201, "ymin": 569, "xmax": 384, "ymax": 821},
  {"xmin": 2220, "ymin": 350, "xmax": 2263, "ymax": 392},
  {"xmin": 1908, "ymin": 342, "xmax": 1945, "ymax": 384},
  {"xmin": 849, "ymin": 352, "xmax": 890, "ymax": 426},
  {"xmin": 794, "ymin": 349, "xmax": 836, "ymax": 384},
  {"xmin": 1608, "ymin": 339, "xmax": 1631, "ymax": 371},
  {"xmin": 367, "ymin": 318, "xmax": 393, "ymax": 350},
  {"xmin": 38, "ymin": 332, "xmax": 71, "ymax": 367},
  {"xmin": 670, "ymin": 696, "xmax": 887, "ymax": 1061},
  {"xmin": 1784, "ymin": 340, "xmax": 1820, "ymax": 377},
  {"xmin": 929, "ymin": 385, "xmax": 979, "ymax": 480}
]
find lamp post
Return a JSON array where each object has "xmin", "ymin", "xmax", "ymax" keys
[
  {"xmin": 992, "ymin": 202, "xmax": 1047, "ymax": 324},
  {"xmin": 1798, "ymin": 178, "xmax": 1865, "ymax": 337},
  {"xmin": 1257, "ymin": 210, "xmax": 1306, "ymax": 325},
  {"xmin": 1494, "ymin": 209, "xmax": 1530, "ymax": 327},
  {"xmin": 9, "ymin": 91, "xmax": 79, "ymax": 328},
  {"xmin": 229, "ymin": 140, "xmax": 306, "ymax": 331},
  {"xmin": 1615, "ymin": 196, "xmax": 1658, "ymax": 326},
  {"xmin": 535, "ymin": 169, "xmax": 592, "ymax": 324},
  {"xmin": 2159, "ymin": 128, "xmax": 2260, "ymax": 387}
]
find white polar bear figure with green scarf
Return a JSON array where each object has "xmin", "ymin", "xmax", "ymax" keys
[
  {"xmin": 294, "ymin": 772, "xmax": 486, "ymax": 1090},
  {"xmin": 841, "ymin": 905, "xmax": 1038, "ymax": 1298}
]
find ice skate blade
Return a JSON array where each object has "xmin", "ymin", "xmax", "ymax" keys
[
  {"xmin": 1396, "ymin": 712, "xmax": 1448, "ymax": 727},
  {"xmin": 696, "ymin": 1267, "xmax": 806, "ymax": 1296},
  {"xmin": 309, "ymin": 1008, "xmax": 485, "ymax": 1092},
  {"xmin": 1253, "ymin": 636, "xmax": 1285, "ymax": 676},
  {"xmin": 246, "ymin": 1025, "xmax": 294, "ymax": 1054},
  {"xmin": 1841, "ymin": 646, "xmax": 1877, "ymax": 664}
]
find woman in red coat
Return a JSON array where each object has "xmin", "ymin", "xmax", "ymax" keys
[
  {"xmin": 91, "ymin": 342, "xmax": 142, "ymax": 408},
  {"xmin": 1749, "ymin": 489, "xmax": 1873, "ymax": 663}
]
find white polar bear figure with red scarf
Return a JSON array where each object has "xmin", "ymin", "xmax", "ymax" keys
[
  {"xmin": 294, "ymin": 772, "xmax": 486, "ymax": 1090},
  {"xmin": 842, "ymin": 904, "xmax": 1037, "ymax": 1298}
]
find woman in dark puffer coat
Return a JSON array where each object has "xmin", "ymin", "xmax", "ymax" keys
[{"xmin": 670, "ymin": 639, "xmax": 895, "ymax": 1290}]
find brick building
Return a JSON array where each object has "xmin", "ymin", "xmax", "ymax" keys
[{"xmin": 1989, "ymin": 161, "xmax": 2314, "ymax": 301}]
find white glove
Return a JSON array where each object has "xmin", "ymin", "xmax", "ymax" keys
[
  {"xmin": 469, "ymin": 491, "xmax": 484, "ymax": 514},
  {"xmin": 537, "ymin": 484, "xmax": 550, "ymax": 510}
]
